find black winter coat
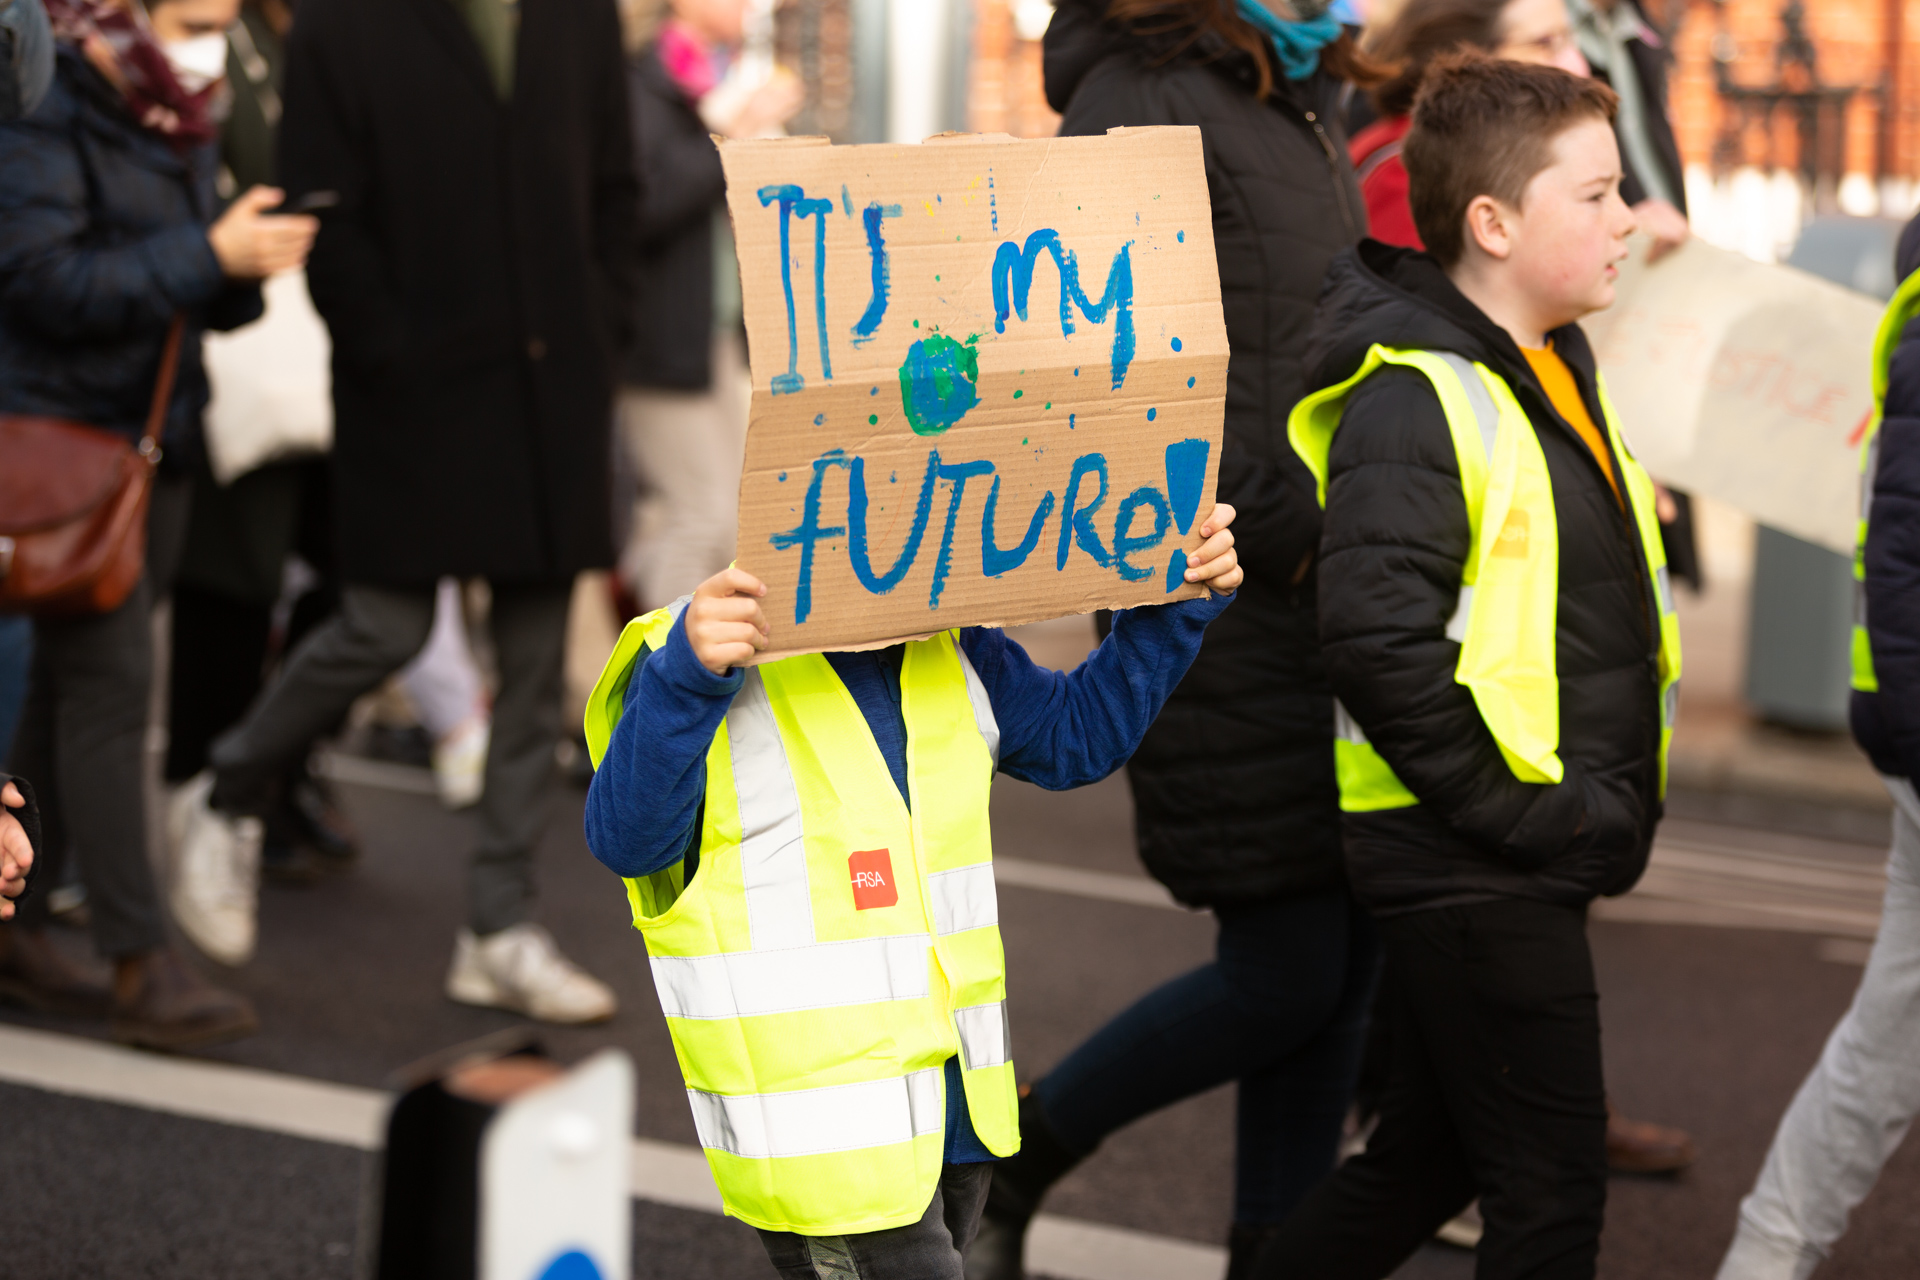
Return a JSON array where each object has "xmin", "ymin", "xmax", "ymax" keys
[
  {"xmin": 1046, "ymin": 1, "xmax": 1362, "ymax": 907},
  {"xmin": 623, "ymin": 45, "xmax": 727, "ymax": 391},
  {"xmin": 278, "ymin": 0, "xmax": 639, "ymax": 586},
  {"xmin": 0, "ymin": 49, "xmax": 263, "ymax": 465},
  {"xmin": 1311, "ymin": 242, "xmax": 1663, "ymax": 914},
  {"xmin": 1852, "ymin": 215, "xmax": 1920, "ymax": 782}
]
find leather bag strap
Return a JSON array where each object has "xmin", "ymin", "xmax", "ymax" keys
[{"xmin": 141, "ymin": 314, "xmax": 186, "ymax": 458}]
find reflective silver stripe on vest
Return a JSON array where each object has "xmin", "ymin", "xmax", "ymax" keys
[
  {"xmin": 954, "ymin": 1001, "xmax": 1012, "ymax": 1070},
  {"xmin": 651, "ymin": 933, "xmax": 932, "ymax": 1019},
  {"xmin": 1434, "ymin": 352, "xmax": 1498, "ymax": 641},
  {"xmin": 1654, "ymin": 566, "xmax": 1674, "ymax": 616},
  {"xmin": 954, "ymin": 644, "xmax": 1001, "ymax": 768},
  {"xmin": 927, "ymin": 863, "xmax": 998, "ymax": 935},
  {"xmin": 687, "ymin": 1066, "xmax": 944, "ymax": 1160},
  {"xmin": 1332, "ymin": 699, "xmax": 1369, "ymax": 746},
  {"xmin": 727, "ymin": 670, "xmax": 815, "ymax": 951},
  {"xmin": 1663, "ymin": 682, "xmax": 1678, "ymax": 730},
  {"xmin": 1434, "ymin": 351, "xmax": 1499, "ymax": 459},
  {"xmin": 1445, "ymin": 585, "xmax": 1475, "ymax": 642}
]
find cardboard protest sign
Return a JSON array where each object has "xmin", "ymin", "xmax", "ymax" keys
[
  {"xmin": 719, "ymin": 127, "xmax": 1226, "ymax": 658},
  {"xmin": 1585, "ymin": 237, "xmax": 1881, "ymax": 555}
]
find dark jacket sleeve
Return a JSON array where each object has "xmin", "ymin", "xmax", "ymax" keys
[
  {"xmin": 0, "ymin": 101, "xmax": 226, "ymax": 343},
  {"xmin": 276, "ymin": 1, "xmax": 408, "ymax": 373},
  {"xmin": 587, "ymin": 0, "xmax": 640, "ymax": 357},
  {"xmin": 1865, "ymin": 315, "xmax": 1920, "ymax": 780},
  {"xmin": 1318, "ymin": 368, "xmax": 1614, "ymax": 864},
  {"xmin": 631, "ymin": 57, "xmax": 725, "ymax": 249}
]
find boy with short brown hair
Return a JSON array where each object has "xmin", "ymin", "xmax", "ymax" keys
[{"xmin": 1256, "ymin": 53, "xmax": 1679, "ymax": 1278}]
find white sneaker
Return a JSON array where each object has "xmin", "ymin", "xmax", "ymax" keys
[
  {"xmin": 167, "ymin": 771, "xmax": 263, "ymax": 967},
  {"xmin": 445, "ymin": 923, "xmax": 617, "ymax": 1024},
  {"xmin": 433, "ymin": 717, "xmax": 489, "ymax": 810}
]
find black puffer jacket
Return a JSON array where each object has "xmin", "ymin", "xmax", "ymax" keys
[
  {"xmin": 1852, "ymin": 215, "xmax": 1920, "ymax": 783},
  {"xmin": 1312, "ymin": 241, "xmax": 1662, "ymax": 914},
  {"xmin": 0, "ymin": 48, "xmax": 262, "ymax": 464},
  {"xmin": 1046, "ymin": 0, "xmax": 1363, "ymax": 907}
]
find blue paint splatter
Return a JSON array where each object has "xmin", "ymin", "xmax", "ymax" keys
[
  {"xmin": 1165, "ymin": 549, "xmax": 1189, "ymax": 593},
  {"xmin": 758, "ymin": 184, "xmax": 834, "ymax": 394},
  {"xmin": 982, "ymin": 475, "xmax": 1054, "ymax": 576},
  {"xmin": 1171, "ymin": 336, "xmax": 1182, "ymax": 352},
  {"xmin": 870, "ymin": 386, "xmax": 879, "ymax": 395},
  {"xmin": 538, "ymin": 1250, "xmax": 605, "ymax": 1280},
  {"xmin": 988, "ymin": 167, "xmax": 997, "ymax": 233},
  {"xmin": 1068, "ymin": 414, "xmax": 1075, "ymax": 429},
  {"xmin": 1057, "ymin": 454, "xmax": 1112, "ymax": 569},
  {"xmin": 852, "ymin": 203, "xmax": 902, "ymax": 346},
  {"xmin": 1164, "ymin": 438, "xmax": 1210, "ymax": 534},
  {"xmin": 898, "ymin": 334, "xmax": 981, "ymax": 436},
  {"xmin": 991, "ymin": 229, "xmax": 1137, "ymax": 389},
  {"xmin": 1187, "ymin": 376, "xmax": 1196, "ymax": 388},
  {"xmin": 1112, "ymin": 486, "xmax": 1173, "ymax": 581},
  {"xmin": 1073, "ymin": 368, "xmax": 1080, "ymax": 377},
  {"xmin": 813, "ymin": 414, "xmax": 825, "ymax": 425},
  {"xmin": 1146, "ymin": 407, "xmax": 1157, "ymax": 422},
  {"xmin": 778, "ymin": 471, "xmax": 788, "ymax": 481},
  {"xmin": 1177, "ymin": 230, "xmax": 1185, "ymax": 243}
]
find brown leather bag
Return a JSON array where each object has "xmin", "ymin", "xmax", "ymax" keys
[{"xmin": 0, "ymin": 316, "xmax": 184, "ymax": 617}]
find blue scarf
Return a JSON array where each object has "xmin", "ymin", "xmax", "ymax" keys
[{"xmin": 1236, "ymin": 1, "xmax": 1342, "ymax": 83}]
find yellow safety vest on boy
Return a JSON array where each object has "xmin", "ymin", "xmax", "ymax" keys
[
  {"xmin": 582, "ymin": 605, "xmax": 1019, "ymax": 1236},
  {"xmin": 1851, "ymin": 268, "xmax": 1920, "ymax": 693},
  {"xmin": 1290, "ymin": 346, "xmax": 1682, "ymax": 811}
]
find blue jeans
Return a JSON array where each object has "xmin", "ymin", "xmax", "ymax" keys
[
  {"xmin": 1034, "ymin": 887, "xmax": 1379, "ymax": 1225},
  {"xmin": 0, "ymin": 614, "xmax": 32, "ymax": 765},
  {"xmin": 756, "ymin": 1161, "xmax": 991, "ymax": 1279}
]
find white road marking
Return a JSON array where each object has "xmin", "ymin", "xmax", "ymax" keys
[{"xmin": 0, "ymin": 1023, "xmax": 1226, "ymax": 1280}]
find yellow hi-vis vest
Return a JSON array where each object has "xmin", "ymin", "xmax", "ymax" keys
[
  {"xmin": 1290, "ymin": 346, "xmax": 1683, "ymax": 811},
  {"xmin": 582, "ymin": 602, "xmax": 1019, "ymax": 1236},
  {"xmin": 1851, "ymin": 267, "xmax": 1920, "ymax": 693}
]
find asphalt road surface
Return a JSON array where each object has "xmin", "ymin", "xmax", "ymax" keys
[{"xmin": 4, "ymin": 745, "xmax": 1917, "ymax": 1279}]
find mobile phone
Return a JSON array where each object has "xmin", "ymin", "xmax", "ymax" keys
[{"xmin": 274, "ymin": 190, "xmax": 340, "ymax": 215}]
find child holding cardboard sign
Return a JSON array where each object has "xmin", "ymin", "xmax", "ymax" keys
[
  {"xmin": 1253, "ymin": 55, "xmax": 1679, "ymax": 1277},
  {"xmin": 581, "ymin": 506, "xmax": 1240, "ymax": 1278}
]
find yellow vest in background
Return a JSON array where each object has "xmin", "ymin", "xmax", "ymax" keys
[
  {"xmin": 1851, "ymin": 267, "xmax": 1920, "ymax": 693},
  {"xmin": 583, "ymin": 607, "xmax": 1018, "ymax": 1235},
  {"xmin": 1289, "ymin": 345, "xmax": 1682, "ymax": 811}
]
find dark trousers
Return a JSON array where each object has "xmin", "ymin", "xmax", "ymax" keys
[
  {"xmin": 1035, "ymin": 887, "xmax": 1379, "ymax": 1225},
  {"xmin": 1258, "ymin": 899, "xmax": 1608, "ymax": 1280},
  {"xmin": 9, "ymin": 472, "xmax": 191, "ymax": 958},
  {"xmin": 756, "ymin": 1162, "xmax": 991, "ymax": 1280},
  {"xmin": 209, "ymin": 579, "xmax": 570, "ymax": 934}
]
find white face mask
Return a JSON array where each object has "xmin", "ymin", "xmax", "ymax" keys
[{"xmin": 161, "ymin": 32, "xmax": 229, "ymax": 93}]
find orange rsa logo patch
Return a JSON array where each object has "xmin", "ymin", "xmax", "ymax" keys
[
  {"xmin": 1493, "ymin": 508, "xmax": 1531, "ymax": 558},
  {"xmin": 848, "ymin": 848, "xmax": 898, "ymax": 910}
]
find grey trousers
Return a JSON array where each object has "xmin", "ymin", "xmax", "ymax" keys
[
  {"xmin": 755, "ymin": 1162, "xmax": 992, "ymax": 1280},
  {"xmin": 1716, "ymin": 777, "xmax": 1920, "ymax": 1280},
  {"xmin": 209, "ymin": 579, "xmax": 571, "ymax": 935},
  {"xmin": 9, "ymin": 472, "xmax": 192, "ymax": 958}
]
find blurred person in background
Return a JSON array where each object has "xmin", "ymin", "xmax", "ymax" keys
[
  {"xmin": 0, "ymin": 0, "xmax": 52, "ymax": 789},
  {"xmin": 970, "ymin": 5, "xmax": 1386, "ymax": 1279},
  {"xmin": 164, "ymin": 0, "xmax": 358, "ymax": 889},
  {"xmin": 1716, "ymin": 214, "xmax": 1920, "ymax": 1280},
  {"xmin": 616, "ymin": 0, "xmax": 801, "ymax": 613},
  {"xmin": 0, "ymin": 0, "xmax": 314, "ymax": 1049},
  {"xmin": 0, "ymin": 0, "xmax": 52, "ymax": 117},
  {"xmin": 170, "ymin": 0, "xmax": 640, "ymax": 1024}
]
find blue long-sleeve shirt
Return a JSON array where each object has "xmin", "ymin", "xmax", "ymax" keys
[{"xmin": 584, "ymin": 592, "xmax": 1233, "ymax": 1160}]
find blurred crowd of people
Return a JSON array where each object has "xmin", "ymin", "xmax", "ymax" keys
[{"xmin": 1, "ymin": 2, "xmax": 1917, "ymax": 1280}]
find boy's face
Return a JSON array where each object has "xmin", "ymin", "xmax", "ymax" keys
[{"xmin": 1503, "ymin": 118, "xmax": 1636, "ymax": 327}]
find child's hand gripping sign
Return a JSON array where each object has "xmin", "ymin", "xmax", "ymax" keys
[{"xmin": 718, "ymin": 126, "xmax": 1228, "ymax": 660}]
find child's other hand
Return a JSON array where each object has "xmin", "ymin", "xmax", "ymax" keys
[
  {"xmin": 686, "ymin": 568, "xmax": 771, "ymax": 676},
  {"xmin": 0, "ymin": 783, "xmax": 32, "ymax": 921},
  {"xmin": 1182, "ymin": 503, "xmax": 1241, "ymax": 595}
]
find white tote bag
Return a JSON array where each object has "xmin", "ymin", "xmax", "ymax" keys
[{"xmin": 201, "ymin": 269, "xmax": 334, "ymax": 484}]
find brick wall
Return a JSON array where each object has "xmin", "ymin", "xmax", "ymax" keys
[{"xmin": 968, "ymin": 0, "xmax": 1063, "ymax": 138}]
